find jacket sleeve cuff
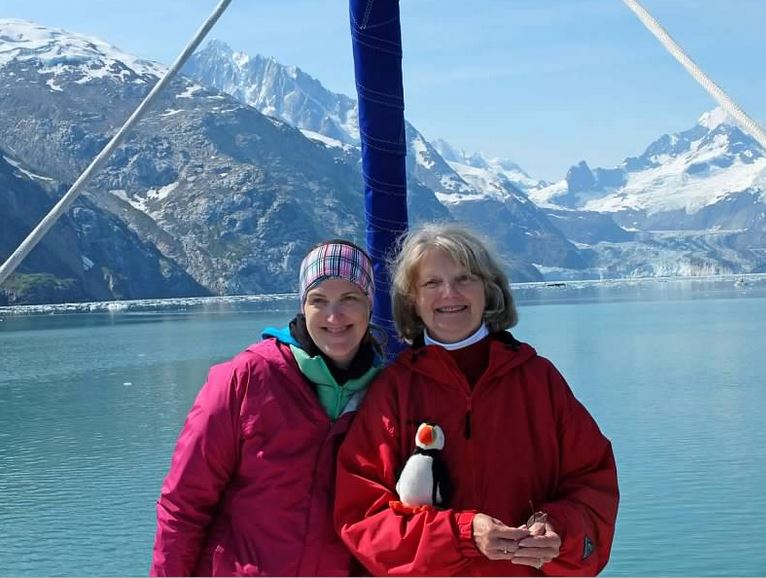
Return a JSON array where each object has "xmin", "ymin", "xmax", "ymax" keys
[{"xmin": 454, "ymin": 511, "xmax": 482, "ymax": 558}]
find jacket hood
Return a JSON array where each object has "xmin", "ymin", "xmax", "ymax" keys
[{"xmin": 261, "ymin": 325, "xmax": 300, "ymax": 347}]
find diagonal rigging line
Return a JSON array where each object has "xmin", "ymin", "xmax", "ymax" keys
[{"xmin": 623, "ymin": 0, "xmax": 766, "ymax": 152}]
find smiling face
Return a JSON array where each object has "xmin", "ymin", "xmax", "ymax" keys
[
  {"xmin": 413, "ymin": 248, "xmax": 486, "ymax": 343},
  {"xmin": 303, "ymin": 277, "xmax": 371, "ymax": 369}
]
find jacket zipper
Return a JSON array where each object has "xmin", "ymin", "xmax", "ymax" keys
[{"xmin": 464, "ymin": 397, "xmax": 472, "ymax": 439}]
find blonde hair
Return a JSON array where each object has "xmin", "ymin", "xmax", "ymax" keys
[{"xmin": 390, "ymin": 223, "xmax": 518, "ymax": 342}]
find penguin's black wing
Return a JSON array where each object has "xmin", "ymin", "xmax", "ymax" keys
[{"xmin": 431, "ymin": 455, "xmax": 452, "ymax": 508}]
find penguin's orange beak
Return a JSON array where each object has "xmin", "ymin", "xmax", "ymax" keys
[{"xmin": 417, "ymin": 425, "xmax": 434, "ymax": 446}]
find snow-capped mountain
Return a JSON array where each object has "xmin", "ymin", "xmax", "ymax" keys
[
  {"xmin": 183, "ymin": 39, "xmax": 359, "ymax": 145},
  {"xmin": 532, "ymin": 108, "xmax": 765, "ymax": 218},
  {"xmin": 0, "ymin": 20, "xmax": 377, "ymax": 300},
  {"xmin": 186, "ymin": 41, "xmax": 546, "ymax": 196},
  {"xmin": 0, "ymin": 19, "xmax": 170, "ymax": 180},
  {"xmin": 183, "ymin": 41, "xmax": 766, "ymax": 279},
  {"xmin": 406, "ymin": 127, "xmax": 584, "ymax": 271},
  {"xmin": 4, "ymin": 19, "xmax": 762, "ymax": 301},
  {"xmin": 528, "ymin": 107, "xmax": 766, "ymax": 278},
  {"xmin": 0, "ymin": 18, "xmax": 164, "ymax": 83},
  {"xmin": 432, "ymin": 138, "xmax": 546, "ymax": 195},
  {"xmin": 0, "ymin": 20, "xmax": 468, "ymax": 303},
  {"xmin": 185, "ymin": 40, "xmax": 583, "ymax": 280}
]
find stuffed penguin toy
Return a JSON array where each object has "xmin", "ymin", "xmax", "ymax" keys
[{"xmin": 395, "ymin": 422, "xmax": 452, "ymax": 508}]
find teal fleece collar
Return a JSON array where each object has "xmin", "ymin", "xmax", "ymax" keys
[
  {"xmin": 290, "ymin": 345, "xmax": 381, "ymax": 420},
  {"xmin": 261, "ymin": 324, "xmax": 382, "ymax": 419}
]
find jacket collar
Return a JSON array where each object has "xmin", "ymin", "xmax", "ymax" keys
[{"xmin": 400, "ymin": 331, "xmax": 535, "ymax": 382}]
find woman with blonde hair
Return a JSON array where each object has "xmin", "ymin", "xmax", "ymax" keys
[{"xmin": 335, "ymin": 223, "xmax": 619, "ymax": 576}]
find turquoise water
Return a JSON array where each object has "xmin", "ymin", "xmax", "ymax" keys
[{"xmin": 1, "ymin": 278, "xmax": 765, "ymax": 576}]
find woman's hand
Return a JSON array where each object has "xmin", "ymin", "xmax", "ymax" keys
[
  {"xmin": 511, "ymin": 519, "xmax": 562, "ymax": 570},
  {"xmin": 472, "ymin": 513, "xmax": 531, "ymax": 560}
]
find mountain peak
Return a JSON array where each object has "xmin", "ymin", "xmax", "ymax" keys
[
  {"xmin": 698, "ymin": 106, "xmax": 733, "ymax": 131},
  {"xmin": 565, "ymin": 160, "xmax": 596, "ymax": 193},
  {"xmin": 431, "ymin": 138, "xmax": 465, "ymax": 163},
  {"xmin": 205, "ymin": 38, "xmax": 233, "ymax": 52},
  {"xmin": 0, "ymin": 18, "xmax": 165, "ymax": 79},
  {"xmin": 186, "ymin": 42, "xmax": 360, "ymax": 144}
]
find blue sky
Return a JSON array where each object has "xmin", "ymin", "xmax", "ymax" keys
[{"xmin": 4, "ymin": 0, "xmax": 765, "ymax": 181}]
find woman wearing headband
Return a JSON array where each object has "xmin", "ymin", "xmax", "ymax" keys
[{"xmin": 151, "ymin": 240, "xmax": 383, "ymax": 576}]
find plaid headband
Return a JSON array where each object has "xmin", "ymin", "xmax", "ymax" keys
[{"xmin": 299, "ymin": 241, "xmax": 375, "ymax": 310}]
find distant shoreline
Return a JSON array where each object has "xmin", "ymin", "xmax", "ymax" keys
[
  {"xmin": 3, "ymin": 273, "xmax": 766, "ymax": 316},
  {"xmin": 515, "ymin": 272, "xmax": 766, "ymax": 289}
]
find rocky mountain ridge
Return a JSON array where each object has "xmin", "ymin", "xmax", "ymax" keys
[{"xmin": 2, "ymin": 20, "xmax": 765, "ymax": 304}]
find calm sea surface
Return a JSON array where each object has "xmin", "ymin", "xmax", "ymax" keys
[{"xmin": 1, "ymin": 277, "xmax": 765, "ymax": 576}]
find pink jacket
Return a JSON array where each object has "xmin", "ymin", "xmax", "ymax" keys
[{"xmin": 150, "ymin": 338, "xmax": 360, "ymax": 576}]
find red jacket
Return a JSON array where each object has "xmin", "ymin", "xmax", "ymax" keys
[
  {"xmin": 151, "ymin": 339, "xmax": 363, "ymax": 576},
  {"xmin": 335, "ymin": 333, "xmax": 619, "ymax": 576}
]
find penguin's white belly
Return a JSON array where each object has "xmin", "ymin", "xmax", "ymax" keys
[{"xmin": 396, "ymin": 455, "xmax": 435, "ymax": 507}]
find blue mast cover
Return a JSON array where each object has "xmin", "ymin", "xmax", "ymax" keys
[{"xmin": 349, "ymin": 0, "xmax": 409, "ymax": 357}]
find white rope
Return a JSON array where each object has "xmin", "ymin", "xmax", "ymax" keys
[
  {"xmin": 0, "ymin": 0, "xmax": 233, "ymax": 286},
  {"xmin": 623, "ymin": 0, "xmax": 766, "ymax": 151}
]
